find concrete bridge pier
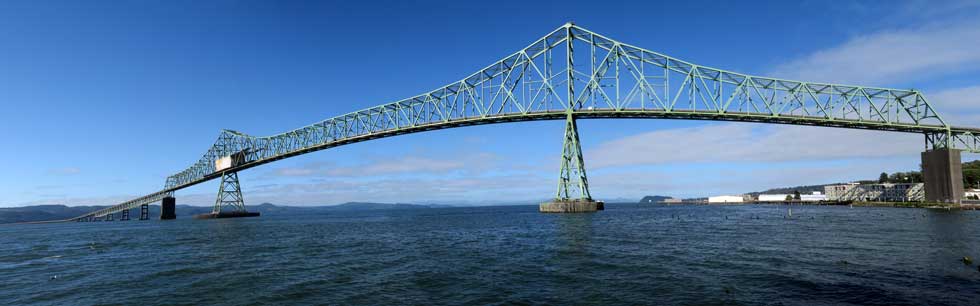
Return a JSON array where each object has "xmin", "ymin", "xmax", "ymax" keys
[
  {"xmin": 160, "ymin": 197, "xmax": 176, "ymax": 220},
  {"xmin": 921, "ymin": 148, "xmax": 964, "ymax": 204},
  {"xmin": 139, "ymin": 204, "xmax": 149, "ymax": 220},
  {"xmin": 120, "ymin": 209, "xmax": 129, "ymax": 221}
]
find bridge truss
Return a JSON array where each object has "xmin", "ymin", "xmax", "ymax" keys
[{"xmin": 73, "ymin": 23, "xmax": 978, "ymax": 220}]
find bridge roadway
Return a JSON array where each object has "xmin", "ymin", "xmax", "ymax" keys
[{"xmin": 72, "ymin": 23, "xmax": 980, "ymax": 220}]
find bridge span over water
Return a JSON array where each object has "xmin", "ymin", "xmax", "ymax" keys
[{"xmin": 74, "ymin": 23, "xmax": 980, "ymax": 221}]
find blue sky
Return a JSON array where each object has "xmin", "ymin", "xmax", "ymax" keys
[{"xmin": 2, "ymin": 0, "xmax": 979, "ymax": 207}]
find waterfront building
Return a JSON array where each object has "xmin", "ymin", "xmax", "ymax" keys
[
  {"xmin": 708, "ymin": 195, "xmax": 744, "ymax": 203},
  {"xmin": 824, "ymin": 183, "xmax": 924, "ymax": 202},
  {"xmin": 758, "ymin": 194, "xmax": 792, "ymax": 202},
  {"xmin": 825, "ymin": 183, "xmax": 858, "ymax": 201},
  {"xmin": 800, "ymin": 192, "xmax": 828, "ymax": 202}
]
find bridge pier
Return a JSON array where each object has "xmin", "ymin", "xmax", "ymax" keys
[
  {"xmin": 139, "ymin": 204, "xmax": 149, "ymax": 220},
  {"xmin": 105, "ymin": 213, "xmax": 113, "ymax": 221},
  {"xmin": 194, "ymin": 171, "xmax": 259, "ymax": 219},
  {"xmin": 120, "ymin": 209, "xmax": 130, "ymax": 221},
  {"xmin": 540, "ymin": 113, "xmax": 602, "ymax": 213},
  {"xmin": 921, "ymin": 148, "xmax": 964, "ymax": 204},
  {"xmin": 161, "ymin": 197, "xmax": 176, "ymax": 220}
]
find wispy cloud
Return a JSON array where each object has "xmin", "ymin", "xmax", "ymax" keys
[
  {"xmin": 47, "ymin": 167, "xmax": 81, "ymax": 176},
  {"xmin": 587, "ymin": 123, "xmax": 922, "ymax": 169},
  {"xmin": 764, "ymin": 4, "xmax": 980, "ymax": 134},
  {"xmin": 274, "ymin": 166, "xmax": 318, "ymax": 177},
  {"xmin": 587, "ymin": 160, "xmax": 910, "ymax": 200},
  {"xmin": 893, "ymin": 0, "xmax": 980, "ymax": 21},
  {"xmin": 241, "ymin": 174, "xmax": 551, "ymax": 206},
  {"xmin": 929, "ymin": 85, "xmax": 980, "ymax": 111},
  {"xmin": 19, "ymin": 194, "xmax": 137, "ymax": 206},
  {"xmin": 268, "ymin": 153, "xmax": 500, "ymax": 178},
  {"xmin": 769, "ymin": 19, "xmax": 980, "ymax": 86},
  {"xmin": 927, "ymin": 85, "xmax": 980, "ymax": 126}
]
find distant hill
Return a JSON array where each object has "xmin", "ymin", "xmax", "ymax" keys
[
  {"xmin": 638, "ymin": 195, "xmax": 674, "ymax": 203},
  {"xmin": 748, "ymin": 184, "xmax": 830, "ymax": 196},
  {"xmin": 0, "ymin": 202, "xmax": 449, "ymax": 224},
  {"xmin": 602, "ymin": 197, "xmax": 639, "ymax": 203},
  {"xmin": 0, "ymin": 205, "xmax": 110, "ymax": 224}
]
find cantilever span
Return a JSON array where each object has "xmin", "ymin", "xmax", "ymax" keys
[{"xmin": 73, "ymin": 23, "xmax": 980, "ymax": 220}]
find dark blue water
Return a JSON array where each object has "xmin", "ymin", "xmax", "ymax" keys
[{"xmin": 2, "ymin": 204, "xmax": 979, "ymax": 305}]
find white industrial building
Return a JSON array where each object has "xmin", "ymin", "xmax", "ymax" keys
[
  {"xmin": 757, "ymin": 194, "xmax": 791, "ymax": 202},
  {"xmin": 708, "ymin": 195, "xmax": 744, "ymax": 203},
  {"xmin": 801, "ymin": 192, "xmax": 828, "ymax": 202},
  {"xmin": 757, "ymin": 191, "xmax": 828, "ymax": 202}
]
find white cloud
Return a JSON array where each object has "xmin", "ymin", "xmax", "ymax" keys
[
  {"xmin": 47, "ymin": 167, "xmax": 81, "ymax": 175},
  {"xmin": 587, "ymin": 123, "xmax": 922, "ymax": 168},
  {"xmin": 269, "ymin": 152, "xmax": 500, "ymax": 178},
  {"xmin": 928, "ymin": 85, "xmax": 980, "ymax": 110},
  {"xmin": 895, "ymin": 0, "xmax": 980, "ymax": 20},
  {"xmin": 926, "ymin": 85, "xmax": 980, "ymax": 126},
  {"xmin": 241, "ymin": 174, "xmax": 551, "ymax": 206},
  {"xmin": 587, "ymin": 160, "xmax": 910, "ymax": 200},
  {"xmin": 328, "ymin": 155, "xmax": 468, "ymax": 176},
  {"xmin": 274, "ymin": 167, "xmax": 316, "ymax": 177},
  {"xmin": 769, "ymin": 19, "xmax": 980, "ymax": 85},
  {"xmin": 20, "ymin": 194, "xmax": 136, "ymax": 206}
]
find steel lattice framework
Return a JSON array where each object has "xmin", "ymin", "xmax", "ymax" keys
[
  {"xmin": 73, "ymin": 23, "xmax": 980, "ymax": 220},
  {"xmin": 213, "ymin": 172, "xmax": 246, "ymax": 214}
]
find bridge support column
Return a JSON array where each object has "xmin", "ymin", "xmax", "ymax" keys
[
  {"xmin": 921, "ymin": 148, "xmax": 964, "ymax": 204},
  {"xmin": 120, "ymin": 209, "xmax": 129, "ymax": 221},
  {"xmin": 160, "ymin": 197, "xmax": 176, "ymax": 220},
  {"xmin": 105, "ymin": 213, "xmax": 113, "ymax": 221},
  {"xmin": 195, "ymin": 171, "xmax": 259, "ymax": 219},
  {"xmin": 540, "ymin": 26, "xmax": 601, "ymax": 213},
  {"xmin": 139, "ymin": 204, "xmax": 149, "ymax": 220},
  {"xmin": 540, "ymin": 114, "xmax": 603, "ymax": 213}
]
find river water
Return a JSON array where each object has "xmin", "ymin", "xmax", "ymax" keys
[{"xmin": 1, "ymin": 204, "xmax": 979, "ymax": 305}]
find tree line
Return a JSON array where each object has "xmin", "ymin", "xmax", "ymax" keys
[{"xmin": 874, "ymin": 160, "xmax": 980, "ymax": 188}]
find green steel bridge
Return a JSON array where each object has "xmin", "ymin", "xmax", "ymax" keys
[{"xmin": 74, "ymin": 23, "xmax": 980, "ymax": 221}]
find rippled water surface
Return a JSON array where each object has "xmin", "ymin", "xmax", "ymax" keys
[{"xmin": 2, "ymin": 204, "xmax": 980, "ymax": 305}]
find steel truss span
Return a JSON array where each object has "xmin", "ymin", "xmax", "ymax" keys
[{"xmin": 74, "ymin": 23, "xmax": 980, "ymax": 220}]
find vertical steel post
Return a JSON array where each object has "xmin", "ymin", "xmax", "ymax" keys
[
  {"xmin": 139, "ymin": 204, "xmax": 149, "ymax": 220},
  {"xmin": 554, "ymin": 23, "xmax": 593, "ymax": 201},
  {"xmin": 213, "ymin": 171, "xmax": 247, "ymax": 215}
]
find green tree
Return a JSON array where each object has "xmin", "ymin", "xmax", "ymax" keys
[
  {"xmin": 888, "ymin": 172, "xmax": 902, "ymax": 182},
  {"xmin": 963, "ymin": 168, "xmax": 980, "ymax": 189},
  {"xmin": 793, "ymin": 190, "xmax": 801, "ymax": 200},
  {"xmin": 878, "ymin": 172, "xmax": 889, "ymax": 183},
  {"xmin": 906, "ymin": 171, "xmax": 923, "ymax": 183},
  {"xmin": 785, "ymin": 195, "xmax": 793, "ymax": 201}
]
